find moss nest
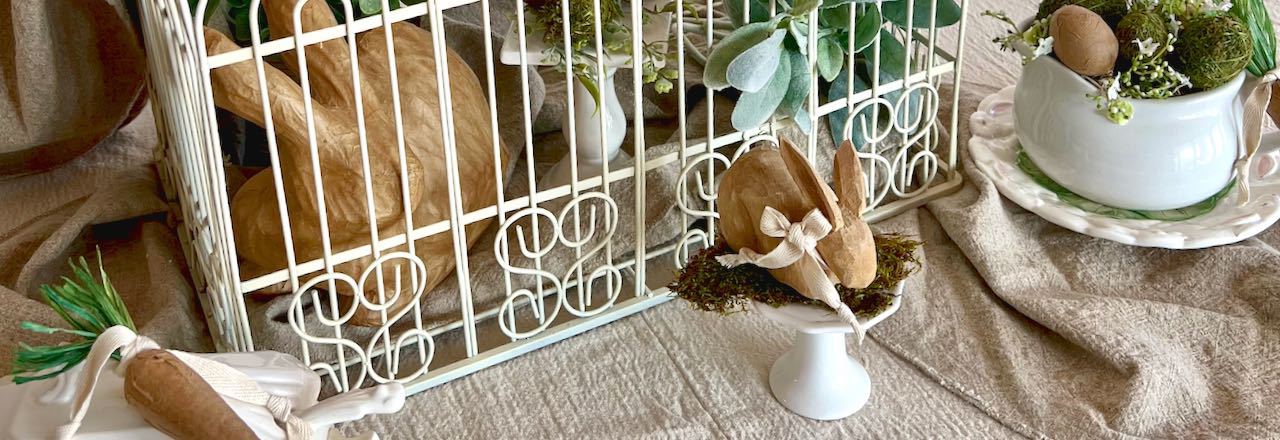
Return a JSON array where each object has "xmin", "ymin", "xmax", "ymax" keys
[
  {"xmin": 1038, "ymin": 0, "xmax": 1129, "ymax": 23},
  {"xmin": 1115, "ymin": 9, "xmax": 1168, "ymax": 60},
  {"xmin": 1176, "ymin": 14, "xmax": 1253, "ymax": 90},
  {"xmin": 669, "ymin": 234, "xmax": 922, "ymax": 318}
]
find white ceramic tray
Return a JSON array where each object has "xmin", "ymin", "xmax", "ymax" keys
[{"xmin": 969, "ymin": 86, "xmax": 1280, "ymax": 249}]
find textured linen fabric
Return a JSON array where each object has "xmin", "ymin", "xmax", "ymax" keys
[{"xmin": 3, "ymin": 0, "xmax": 1280, "ymax": 438}]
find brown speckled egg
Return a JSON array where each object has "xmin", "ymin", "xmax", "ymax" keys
[{"xmin": 1050, "ymin": 5, "xmax": 1119, "ymax": 76}]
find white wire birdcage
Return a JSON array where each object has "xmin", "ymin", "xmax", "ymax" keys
[{"xmin": 136, "ymin": 0, "xmax": 968, "ymax": 396}]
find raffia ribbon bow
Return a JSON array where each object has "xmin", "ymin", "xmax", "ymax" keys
[
  {"xmin": 717, "ymin": 207, "xmax": 868, "ymax": 343},
  {"xmin": 57, "ymin": 326, "xmax": 313, "ymax": 440},
  {"xmin": 1236, "ymin": 69, "xmax": 1280, "ymax": 205}
]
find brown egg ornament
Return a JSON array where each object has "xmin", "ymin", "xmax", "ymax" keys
[{"xmin": 1050, "ymin": 5, "xmax": 1119, "ymax": 76}]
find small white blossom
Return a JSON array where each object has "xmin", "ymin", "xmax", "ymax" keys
[
  {"xmin": 1033, "ymin": 37, "xmax": 1054, "ymax": 57},
  {"xmin": 1106, "ymin": 77, "xmax": 1121, "ymax": 100},
  {"xmin": 1135, "ymin": 38, "xmax": 1159, "ymax": 57},
  {"xmin": 1201, "ymin": 0, "xmax": 1232, "ymax": 13}
]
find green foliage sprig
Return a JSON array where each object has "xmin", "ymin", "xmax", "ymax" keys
[
  {"xmin": 670, "ymin": 235, "xmax": 921, "ymax": 316},
  {"xmin": 12, "ymin": 252, "xmax": 136, "ymax": 384},
  {"xmin": 703, "ymin": 0, "xmax": 961, "ymax": 135},
  {"xmin": 524, "ymin": 0, "xmax": 688, "ymax": 105}
]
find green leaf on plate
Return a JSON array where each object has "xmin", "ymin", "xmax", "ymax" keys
[
  {"xmin": 704, "ymin": 21, "xmax": 781, "ymax": 90},
  {"xmin": 726, "ymin": 29, "xmax": 788, "ymax": 92},
  {"xmin": 732, "ymin": 53, "xmax": 793, "ymax": 130},
  {"xmin": 1016, "ymin": 150, "xmax": 1234, "ymax": 221},
  {"xmin": 882, "ymin": 0, "xmax": 961, "ymax": 29}
]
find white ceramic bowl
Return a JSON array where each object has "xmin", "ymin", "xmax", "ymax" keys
[{"xmin": 1014, "ymin": 56, "xmax": 1244, "ymax": 211}]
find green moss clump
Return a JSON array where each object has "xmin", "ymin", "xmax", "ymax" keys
[
  {"xmin": 1116, "ymin": 9, "xmax": 1168, "ymax": 60},
  {"xmin": 669, "ymin": 235, "xmax": 923, "ymax": 318},
  {"xmin": 1038, "ymin": 0, "xmax": 1129, "ymax": 23},
  {"xmin": 1176, "ymin": 14, "xmax": 1253, "ymax": 90},
  {"xmin": 1036, "ymin": 0, "xmax": 1072, "ymax": 20}
]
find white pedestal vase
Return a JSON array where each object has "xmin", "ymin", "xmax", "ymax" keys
[
  {"xmin": 539, "ymin": 69, "xmax": 630, "ymax": 189},
  {"xmin": 498, "ymin": 1, "xmax": 671, "ymax": 189},
  {"xmin": 752, "ymin": 282, "xmax": 904, "ymax": 420}
]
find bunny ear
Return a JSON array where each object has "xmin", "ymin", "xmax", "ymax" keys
[
  {"xmin": 778, "ymin": 138, "xmax": 844, "ymax": 230},
  {"xmin": 833, "ymin": 140, "xmax": 868, "ymax": 216}
]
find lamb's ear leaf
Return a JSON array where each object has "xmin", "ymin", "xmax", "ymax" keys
[
  {"xmin": 778, "ymin": 138, "xmax": 843, "ymax": 229},
  {"xmin": 731, "ymin": 53, "xmax": 792, "ymax": 130},
  {"xmin": 726, "ymin": 29, "xmax": 788, "ymax": 92},
  {"xmin": 833, "ymin": 140, "xmax": 867, "ymax": 215},
  {"xmin": 882, "ymin": 0, "xmax": 961, "ymax": 29},
  {"xmin": 704, "ymin": 21, "xmax": 779, "ymax": 90}
]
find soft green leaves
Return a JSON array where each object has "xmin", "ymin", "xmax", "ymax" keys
[
  {"xmin": 851, "ymin": 6, "xmax": 882, "ymax": 52},
  {"xmin": 777, "ymin": 49, "xmax": 812, "ymax": 119},
  {"xmin": 817, "ymin": 38, "xmax": 843, "ymax": 81},
  {"xmin": 789, "ymin": 0, "xmax": 823, "ymax": 17},
  {"xmin": 827, "ymin": 53, "xmax": 923, "ymax": 149},
  {"xmin": 871, "ymin": 29, "xmax": 908, "ymax": 80},
  {"xmin": 705, "ymin": 21, "xmax": 781, "ymax": 90},
  {"xmin": 732, "ymin": 53, "xmax": 793, "ymax": 130},
  {"xmin": 726, "ymin": 29, "xmax": 788, "ymax": 92},
  {"xmin": 726, "ymin": 0, "xmax": 773, "ymax": 27},
  {"xmin": 882, "ymin": 0, "xmax": 962, "ymax": 29},
  {"xmin": 817, "ymin": 5, "xmax": 880, "ymax": 52}
]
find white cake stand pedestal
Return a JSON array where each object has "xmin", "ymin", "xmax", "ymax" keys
[{"xmin": 752, "ymin": 283, "xmax": 904, "ymax": 420}]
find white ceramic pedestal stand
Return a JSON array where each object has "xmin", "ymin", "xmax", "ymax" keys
[
  {"xmin": 499, "ymin": 2, "xmax": 671, "ymax": 189},
  {"xmin": 538, "ymin": 70, "xmax": 629, "ymax": 190},
  {"xmin": 753, "ymin": 283, "xmax": 904, "ymax": 420}
]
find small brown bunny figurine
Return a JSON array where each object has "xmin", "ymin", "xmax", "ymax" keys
[{"xmin": 717, "ymin": 138, "xmax": 877, "ymax": 340}]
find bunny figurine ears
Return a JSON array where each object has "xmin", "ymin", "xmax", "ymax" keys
[{"xmin": 717, "ymin": 138, "xmax": 877, "ymax": 341}]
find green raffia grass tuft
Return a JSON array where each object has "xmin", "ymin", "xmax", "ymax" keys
[
  {"xmin": 669, "ymin": 235, "xmax": 922, "ymax": 317},
  {"xmin": 12, "ymin": 250, "xmax": 136, "ymax": 384}
]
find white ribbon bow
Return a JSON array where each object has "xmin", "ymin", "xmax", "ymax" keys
[
  {"xmin": 1236, "ymin": 68, "xmax": 1280, "ymax": 205},
  {"xmin": 717, "ymin": 207, "xmax": 868, "ymax": 343},
  {"xmin": 57, "ymin": 326, "xmax": 313, "ymax": 440}
]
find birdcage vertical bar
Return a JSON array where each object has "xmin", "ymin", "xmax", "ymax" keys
[
  {"xmin": 630, "ymin": 0, "xmax": 647, "ymax": 297},
  {"xmin": 426, "ymin": 0, "xmax": 481, "ymax": 357}
]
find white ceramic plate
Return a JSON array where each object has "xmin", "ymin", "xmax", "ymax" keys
[
  {"xmin": 969, "ymin": 86, "xmax": 1280, "ymax": 249},
  {"xmin": 752, "ymin": 283, "xmax": 904, "ymax": 335}
]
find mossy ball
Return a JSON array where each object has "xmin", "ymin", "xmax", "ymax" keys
[
  {"xmin": 1116, "ymin": 9, "xmax": 1167, "ymax": 60},
  {"xmin": 1038, "ymin": 0, "xmax": 1129, "ymax": 23},
  {"xmin": 1036, "ymin": 0, "xmax": 1071, "ymax": 19},
  {"xmin": 1176, "ymin": 14, "xmax": 1253, "ymax": 90}
]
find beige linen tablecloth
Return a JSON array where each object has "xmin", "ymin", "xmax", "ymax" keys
[{"xmin": 4, "ymin": 0, "xmax": 1280, "ymax": 438}]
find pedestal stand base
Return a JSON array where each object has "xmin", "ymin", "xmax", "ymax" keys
[
  {"xmin": 768, "ymin": 331, "xmax": 871, "ymax": 420},
  {"xmin": 537, "ymin": 150, "xmax": 632, "ymax": 191}
]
